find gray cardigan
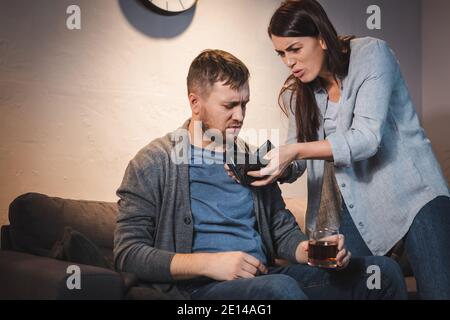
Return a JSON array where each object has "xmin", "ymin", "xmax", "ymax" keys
[{"xmin": 114, "ymin": 119, "xmax": 307, "ymax": 292}]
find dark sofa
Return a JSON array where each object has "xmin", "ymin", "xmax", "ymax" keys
[
  {"xmin": 0, "ymin": 192, "xmax": 417, "ymax": 299},
  {"xmin": 0, "ymin": 192, "xmax": 173, "ymax": 300}
]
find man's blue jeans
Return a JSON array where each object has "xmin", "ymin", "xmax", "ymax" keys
[
  {"xmin": 340, "ymin": 196, "xmax": 450, "ymax": 300},
  {"xmin": 180, "ymin": 256, "xmax": 407, "ymax": 300}
]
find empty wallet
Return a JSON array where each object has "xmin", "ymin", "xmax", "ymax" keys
[{"xmin": 227, "ymin": 140, "xmax": 275, "ymax": 186}]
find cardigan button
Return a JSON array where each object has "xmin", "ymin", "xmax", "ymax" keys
[
  {"xmin": 349, "ymin": 204, "xmax": 354, "ymax": 209},
  {"xmin": 184, "ymin": 216, "xmax": 192, "ymax": 225}
]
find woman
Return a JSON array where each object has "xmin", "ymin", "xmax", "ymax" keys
[{"xmin": 228, "ymin": 0, "xmax": 450, "ymax": 299}]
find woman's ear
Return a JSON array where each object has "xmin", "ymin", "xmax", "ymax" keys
[{"xmin": 319, "ymin": 37, "xmax": 327, "ymax": 50}]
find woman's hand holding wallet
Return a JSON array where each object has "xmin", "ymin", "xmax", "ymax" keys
[{"xmin": 247, "ymin": 144, "xmax": 300, "ymax": 187}]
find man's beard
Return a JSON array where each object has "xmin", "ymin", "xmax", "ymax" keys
[{"xmin": 201, "ymin": 120, "xmax": 236, "ymax": 149}]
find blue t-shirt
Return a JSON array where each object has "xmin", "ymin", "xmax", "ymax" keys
[{"xmin": 188, "ymin": 145, "xmax": 267, "ymax": 265}]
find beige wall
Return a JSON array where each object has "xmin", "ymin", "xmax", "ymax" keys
[
  {"xmin": 0, "ymin": 0, "xmax": 306, "ymax": 228},
  {"xmin": 422, "ymin": 0, "xmax": 450, "ymax": 183}
]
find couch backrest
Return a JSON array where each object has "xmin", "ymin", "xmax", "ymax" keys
[{"xmin": 6, "ymin": 193, "xmax": 118, "ymax": 261}]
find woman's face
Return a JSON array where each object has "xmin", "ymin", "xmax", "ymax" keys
[{"xmin": 271, "ymin": 35, "xmax": 328, "ymax": 83}]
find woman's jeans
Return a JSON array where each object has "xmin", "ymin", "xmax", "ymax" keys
[
  {"xmin": 179, "ymin": 256, "xmax": 407, "ymax": 300},
  {"xmin": 340, "ymin": 196, "xmax": 450, "ymax": 300}
]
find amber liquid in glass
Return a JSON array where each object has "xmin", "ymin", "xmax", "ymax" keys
[{"xmin": 308, "ymin": 240, "xmax": 338, "ymax": 268}]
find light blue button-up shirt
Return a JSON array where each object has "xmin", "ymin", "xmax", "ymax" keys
[
  {"xmin": 324, "ymin": 98, "xmax": 340, "ymax": 137},
  {"xmin": 283, "ymin": 37, "xmax": 449, "ymax": 256}
]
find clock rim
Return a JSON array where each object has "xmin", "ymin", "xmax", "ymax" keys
[{"xmin": 140, "ymin": 0, "xmax": 198, "ymax": 16}]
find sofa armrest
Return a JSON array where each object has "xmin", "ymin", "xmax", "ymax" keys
[
  {"xmin": 1, "ymin": 225, "xmax": 12, "ymax": 250},
  {"xmin": 0, "ymin": 250, "xmax": 125, "ymax": 299}
]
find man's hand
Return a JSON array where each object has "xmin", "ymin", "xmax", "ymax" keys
[
  {"xmin": 295, "ymin": 240, "xmax": 309, "ymax": 264},
  {"xmin": 224, "ymin": 164, "xmax": 241, "ymax": 184},
  {"xmin": 203, "ymin": 252, "xmax": 268, "ymax": 281},
  {"xmin": 171, "ymin": 251, "xmax": 268, "ymax": 281},
  {"xmin": 295, "ymin": 235, "xmax": 352, "ymax": 269}
]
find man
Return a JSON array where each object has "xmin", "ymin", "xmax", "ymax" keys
[{"xmin": 113, "ymin": 49, "xmax": 407, "ymax": 300}]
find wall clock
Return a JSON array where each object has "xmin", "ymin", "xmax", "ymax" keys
[{"xmin": 140, "ymin": 0, "xmax": 198, "ymax": 16}]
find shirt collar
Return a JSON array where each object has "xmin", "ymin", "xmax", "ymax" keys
[{"xmin": 312, "ymin": 76, "xmax": 345, "ymax": 94}]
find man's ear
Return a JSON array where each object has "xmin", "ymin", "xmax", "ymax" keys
[{"xmin": 189, "ymin": 92, "xmax": 201, "ymax": 116}]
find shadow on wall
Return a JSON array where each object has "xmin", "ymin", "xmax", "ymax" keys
[
  {"xmin": 118, "ymin": 0, "xmax": 196, "ymax": 38},
  {"xmin": 425, "ymin": 112, "xmax": 450, "ymax": 184}
]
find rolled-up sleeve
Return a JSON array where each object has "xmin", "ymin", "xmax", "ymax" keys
[
  {"xmin": 327, "ymin": 40, "xmax": 399, "ymax": 167},
  {"xmin": 279, "ymin": 91, "xmax": 307, "ymax": 183}
]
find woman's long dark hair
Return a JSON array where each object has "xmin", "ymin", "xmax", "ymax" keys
[{"xmin": 268, "ymin": 0, "xmax": 354, "ymax": 142}]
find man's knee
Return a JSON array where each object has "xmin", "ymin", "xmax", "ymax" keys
[
  {"xmin": 365, "ymin": 256, "xmax": 407, "ymax": 299},
  {"xmin": 369, "ymin": 256, "xmax": 403, "ymax": 279},
  {"xmin": 257, "ymin": 274, "xmax": 308, "ymax": 300}
]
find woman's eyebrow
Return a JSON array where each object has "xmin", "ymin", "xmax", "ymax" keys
[
  {"xmin": 286, "ymin": 41, "xmax": 302, "ymax": 51},
  {"xmin": 276, "ymin": 41, "xmax": 302, "ymax": 54}
]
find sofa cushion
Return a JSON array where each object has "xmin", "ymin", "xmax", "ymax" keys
[
  {"xmin": 0, "ymin": 250, "xmax": 124, "ymax": 300},
  {"xmin": 8, "ymin": 193, "xmax": 117, "ymax": 260},
  {"xmin": 50, "ymin": 226, "xmax": 113, "ymax": 269}
]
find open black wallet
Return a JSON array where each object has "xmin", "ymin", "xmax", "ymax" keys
[{"xmin": 227, "ymin": 140, "xmax": 275, "ymax": 187}]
